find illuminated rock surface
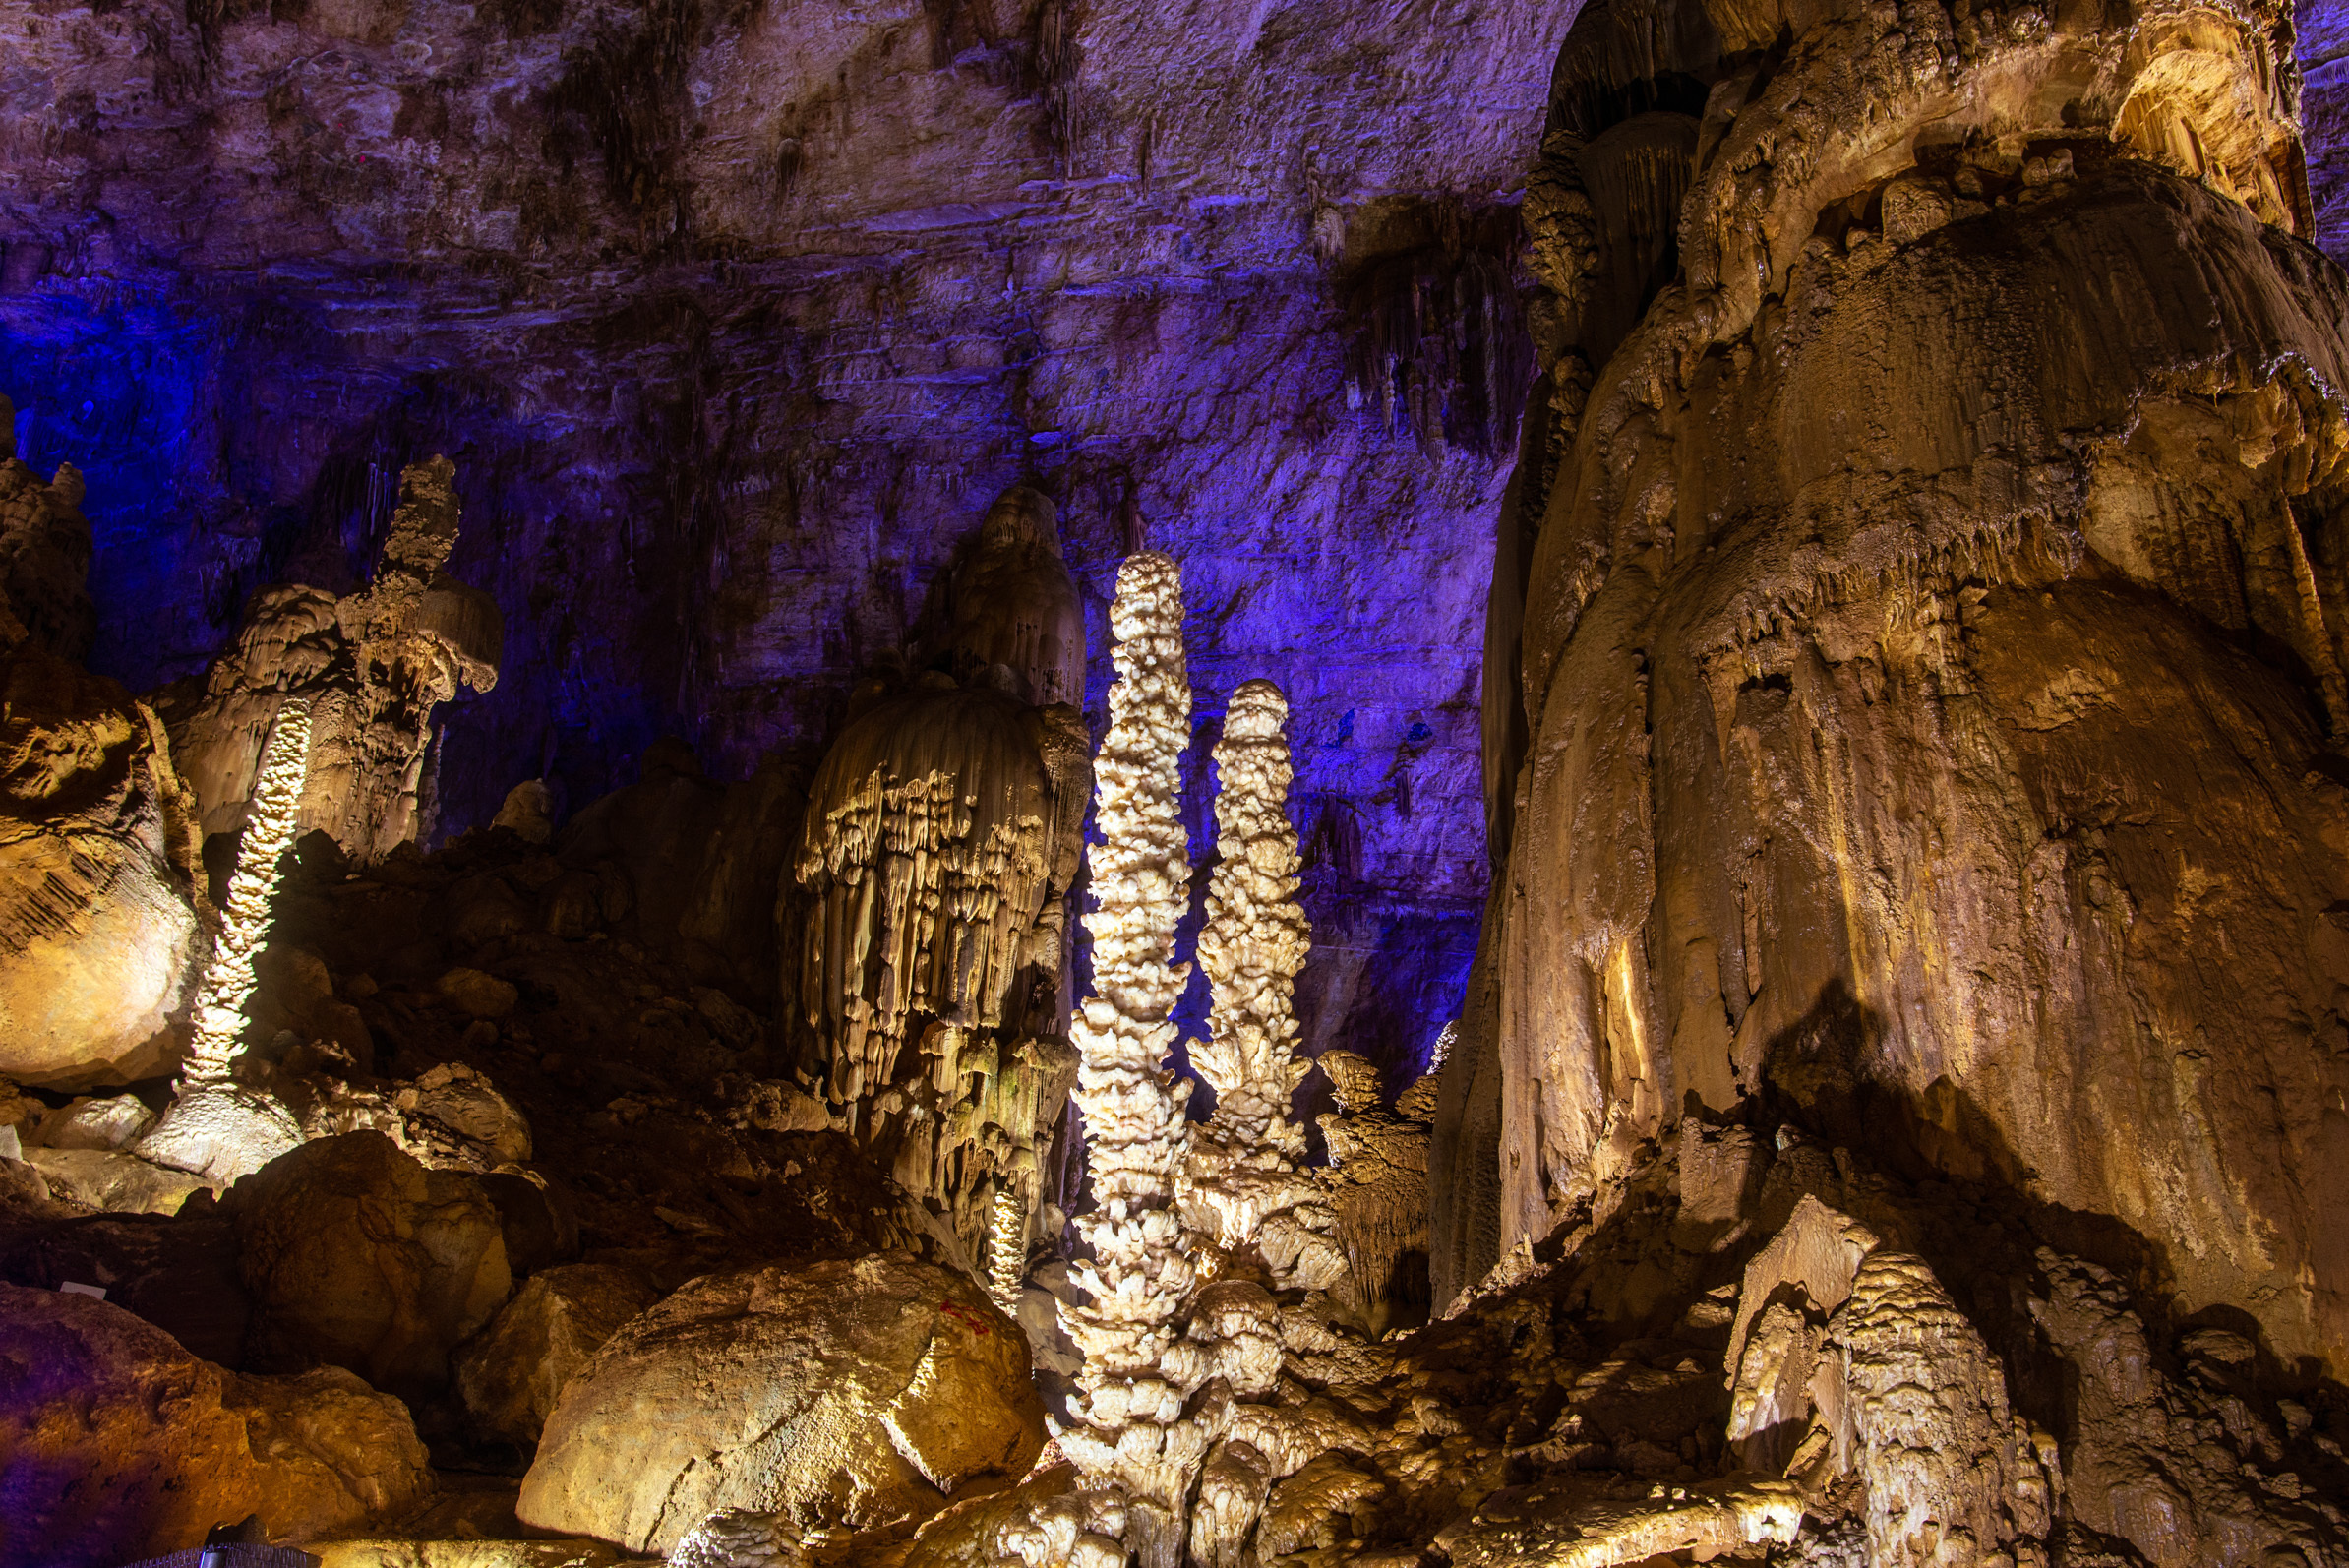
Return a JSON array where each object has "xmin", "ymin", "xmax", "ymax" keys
[
  {"xmin": 0, "ymin": 0, "xmax": 2347, "ymax": 1559},
  {"xmin": 515, "ymin": 1254, "xmax": 1042, "ymax": 1555}
]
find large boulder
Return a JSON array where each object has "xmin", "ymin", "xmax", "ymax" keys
[
  {"xmin": 225, "ymin": 1365, "xmax": 436, "ymax": 1542},
  {"xmin": 0, "ymin": 1283, "xmax": 256, "ymax": 1568},
  {"xmin": 225, "ymin": 1130, "xmax": 512, "ymax": 1398},
  {"xmin": 455, "ymin": 1262, "xmax": 662, "ymax": 1445},
  {"xmin": 516, "ymin": 1253, "xmax": 1044, "ymax": 1554},
  {"xmin": 0, "ymin": 647, "xmax": 202, "ymax": 1091}
]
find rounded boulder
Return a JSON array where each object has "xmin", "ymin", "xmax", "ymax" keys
[
  {"xmin": 517, "ymin": 1253, "xmax": 1043, "ymax": 1554},
  {"xmin": 224, "ymin": 1130, "xmax": 512, "ymax": 1398}
]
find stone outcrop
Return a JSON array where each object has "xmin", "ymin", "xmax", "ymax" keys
[
  {"xmin": 225, "ymin": 1130, "xmax": 512, "ymax": 1399},
  {"xmin": 0, "ymin": 1283, "xmax": 257, "ymax": 1568},
  {"xmin": 0, "ymin": 408, "xmax": 203, "ymax": 1090},
  {"xmin": 226, "ymin": 1364, "xmax": 437, "ymax": 1545},
  {"xmin": 1437, "ymin": 0, "xmax": 2349, "ymax": 1384},
  {"xmin": 164, "ymin": 457, "xmax": 502, "ymax": 866},
  {"xmin": 516, "ymin": 1254, "xmax": 1042, "ymax": 1556}
]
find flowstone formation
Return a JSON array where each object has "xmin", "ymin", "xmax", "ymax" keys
[
  {"xmin": 163, "ymin": 456, "xmax": 502, "ymax": 867},
  {"xmin": 794, "ymin": 484, "xmax": 1091, "ymax": 1266}
]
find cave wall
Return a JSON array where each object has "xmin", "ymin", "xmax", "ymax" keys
[
  {"xmin": 1440, "ymin": 0, "xmax": 2349, "ymax": 1383},
  {"xmin": 0, "ymin": 0, "xmax": 1568, "ymax": 1072}
]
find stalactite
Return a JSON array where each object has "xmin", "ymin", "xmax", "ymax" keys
[
  {"xmin": 797, "ymin": 702, "xmax": 1055, "ymax": 1105},
  {"xmin": 184, "ymin": 697, "xmax": 313, "ymax": 1086},
  {"xmin": 1181, "ymin": 679, "xmax": 1345, "ymax": 1292},
  {"xmin": 1317, "ymin": 1052, "xmax": 1439, "ymax": 1335},
  {"xmin": 1054, "ymin": 550, "xmax": 1206, "ymax": 1568}
]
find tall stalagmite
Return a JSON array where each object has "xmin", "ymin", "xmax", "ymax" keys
[
  {"xmin": 1180, "ymin": 679, "xmax": 1342, "ymax": 1292},
  {"xmin": 1055, "ymin": 551, "xmax": 1204, "ymax": 1568},
  {"xmin": 139, "ymin": 695, "xmax": 314, "ymax": 1183},
  {"xmin": 182, "ymin": 697, "xmax": 313, "ymax": 1086}
]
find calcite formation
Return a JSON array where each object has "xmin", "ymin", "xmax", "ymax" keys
[
  {"xmin": 141, "ymin": 697, "xmax": 315, "ymax": 1186},
  {"xmin": 183, "ymin": 697, "xmax": 312, "ymax": 1085},
  {"xmin": 795, "ymin": 485, "xmax": 1094, "ymax": 1262},
  {"xmin": 166, "ymin": 457, "xmax": 501, "ymax": 866},
  {"xmin": 1315, "ymin": 1054, "xmax": 1441, "ymax": 1336},
  {"xmin": 0, "ymin": 406, "xmax": 204, "ymax": 1090},
  {"xmin": 1437, "ymin": 0, "xmax": 2349, "ymax": 1386},
  {"xmin": 1055, "ymin": 550, "xmax": 1205, "ymax": 1567},
  {"xmin": 1180, "ymin": 678, "xmax": 1343, "ymax": 1293}
]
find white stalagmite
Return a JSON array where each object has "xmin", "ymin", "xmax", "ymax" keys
[
  {"xmin": 1055, "ymin": 551, "xmax": 1207, "ymax": 1568},
  {"xmin": 140, "ymin": 695, "xmax": 312, "ymax": 1184},
  {"xmin": 185, "ymin": 696, "xmax": 314, "ymax": 1085},
  {"xmin": 1183, "ymin": 679, "xmax": 1344, "ymax": 1291}
]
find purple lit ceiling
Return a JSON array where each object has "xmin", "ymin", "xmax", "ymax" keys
[{"xmin": 0, "ymin": 0, "xmax": 1576, "ymax": 1080}]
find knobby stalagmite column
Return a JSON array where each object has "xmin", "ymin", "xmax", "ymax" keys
[
  {"xmin": 183, "ymin": 697, "xmax": 313, "ymax": 1085},
  {"xmin": 1055, "ymin": 551, "xmax": 1206, "ymax": 1568},
  {"xmin": 140, "ymin": 697, "xmax": 311, "ymax": 1182},
  {"xmin": 1183, "ymin": 678, "xmax": 1343, "ymax": 1289}
]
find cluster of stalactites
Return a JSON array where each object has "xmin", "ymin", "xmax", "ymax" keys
[
  {"xmin": 1057, "ymin": 552, "xmax": 1208, "ymax": 1563},
  {"xmin": 183, "ymin": 697, "xmax": 313, "ymax": 1086},
  {"xmin": 797, "ymin": 761, "xmax": 1049, "ymax": 1106},
  {"xmin": 1182, "ymin": 679, "xmax": 1345, "ymax": 1293}
]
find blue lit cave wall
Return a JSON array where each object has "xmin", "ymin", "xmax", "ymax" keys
[{"xmin": 0, "ymin": 0, "xmax": 1574, "ymax": 1085}]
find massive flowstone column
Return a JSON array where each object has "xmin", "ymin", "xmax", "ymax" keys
[
  {"xmin": 1055, "ymin": 551, "xmax": 1206, "ymax": 1568},
  {"xmin": 1182, "ymin": 679, "xmax": 1343, "ymax": 1291}
]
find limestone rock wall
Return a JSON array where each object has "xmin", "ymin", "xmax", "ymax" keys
[
  {"xmin": 1441, "ymin": 0, "xmax": 2349, "ymax": 1383},
  {"xmin": 0, "ymin": 0, "xmax": 1548, "ymax": 1081}
]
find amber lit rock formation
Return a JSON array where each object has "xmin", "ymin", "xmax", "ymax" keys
[
  {"xmin": 138, "ymin": 696, "xmax": 315, "ymax": 1184},
  {"xmin": 166, "ymin": 456, "xmax": 501, "ymax": 866},
  {"xmin": 1437, "ymin": 0, "xmax": 2349, "ymax": 1385},
  {"xmin": 183, "ymin": 697, "xmax": 312, "ymax": 1086},
  {"xmin": 1315, "ymin": 1052, "xmax": 1439, "ymax": 1336},
  {"xmin": 517, "ymin": 1254, "xmax": 1041, "ymax": 1557},
  {"xmin": 794, "ymin": 485, "xmax": 1094, "ymax": 1262},
  {"xmin": 0, "ymin": 406, "xmax": 203, "ymax": 1091}
]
